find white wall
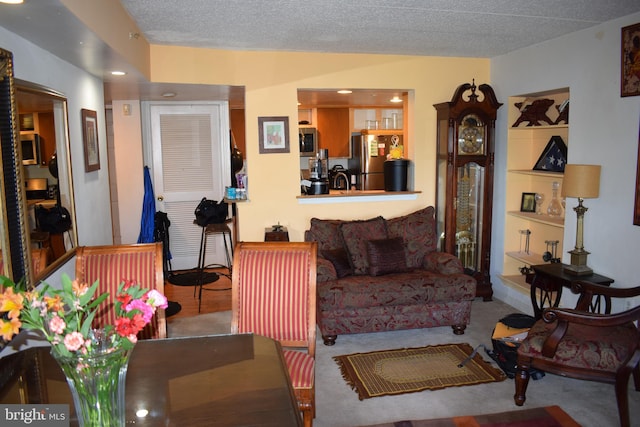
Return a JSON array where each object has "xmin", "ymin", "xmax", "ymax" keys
[
  {"xmin": 491, "ymin": 12, "xmax": 640, "ymax": 313},
  {"xmin": 0, "ymin": 26, "xmax": 113, "ymax": 247}
]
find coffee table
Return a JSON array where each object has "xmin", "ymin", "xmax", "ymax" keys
[{"xmin": 0, "ymin": 334, "xmax": 302, "ymax": 426}]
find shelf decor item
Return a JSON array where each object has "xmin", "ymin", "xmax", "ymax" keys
[
  {"xmin": 547, "ymin": 181, "xmax": 563, "ymax": 217},
  {"xmin": 561, "ymin": 164, "xmax": 601, "ymax": 275},
  {"xmin": 533, "ymin": 136, "xmax": 567, "ymax": 172},
  {"xmin": 520, "ymin": 193, "xmax": 536, "ymax": 213},
  {"xmin": 0, "ymin": 273, "xmax": 168, "ymax": 426}
]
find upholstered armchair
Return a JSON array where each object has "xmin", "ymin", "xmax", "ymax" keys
[
  {"xmin": 74, "ymin": 243, "xmax": 166, "ymax": 340},
  {"xmin": 515, "ymin": 280, "xmax": 640, "ymax": 427},
  {"xmin": 231, "ymin": 241, "xmax": 317, "ymax": 427}
]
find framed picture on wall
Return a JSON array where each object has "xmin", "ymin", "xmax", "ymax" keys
[
  {"xmin": 258, "ymin": 116, "xmax": 289, "ymax": 154},
  {"xmin": 81, "ymin": 108, "xmax": 100, "ymax": 172},
  {"xmin": 621, "ymin": 22, "xmax": 640, "ymax": 97}
]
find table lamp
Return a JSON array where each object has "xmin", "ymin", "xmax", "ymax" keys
[{"xmin": 561, "ymin": 164, "xmax": 601, "ymax": 275}]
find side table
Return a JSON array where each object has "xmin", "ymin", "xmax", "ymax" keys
[
  {"xmin": 265, "ymin": 226, "xmax": 289, "ymax": 242},
  {"xmin": 526, "ymin": 263, "xmax": 614, "ymax": 319}
]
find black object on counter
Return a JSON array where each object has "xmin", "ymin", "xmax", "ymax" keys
[{"xmin": 384, "ymin": 159, "xmax": 409, "ymax": 191}]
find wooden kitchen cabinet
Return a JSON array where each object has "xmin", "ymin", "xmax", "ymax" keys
[{"xmin": 316, "ymin": 107, "xmax": 350, "ymax": 158}]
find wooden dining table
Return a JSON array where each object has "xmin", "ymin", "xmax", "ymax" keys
[{"xmin": 0, "ymin": 333, "xmax": 303, "ymax": 426}]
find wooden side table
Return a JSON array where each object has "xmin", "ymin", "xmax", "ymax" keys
[
  {"xmin": 265, "ymin": 226, "xmax": 289, "ymax": 242},
  {"xmin": 526, "ymin": 263, "xmax": 614, "ymax": 319}
]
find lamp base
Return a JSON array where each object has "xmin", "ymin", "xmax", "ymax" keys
[{"xmin": 563, "ymin": 249, "xmax": 593, "ymax": 276}]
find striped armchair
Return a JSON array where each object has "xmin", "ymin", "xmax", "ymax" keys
[
  {"xmin": 74, "ymin": 243, "xmax": 166, "ymax": 340},
  {"xmin": 231, "ymin": 241, "xmax": 317, "ymax": 427}
]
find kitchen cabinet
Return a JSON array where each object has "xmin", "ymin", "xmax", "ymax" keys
[
  {"xmin": 434, "ymin": 82, "xmax": 502, "ymax": 301},
  {"xmin": 317, "ymin": 107, "xmax": 350, "ymax": 158},
  {"xmin": 230, "ymin": 108, "xmax": 246, "ymax": 159},
  {"xmin": 500, "ymin": 88, "xmax": 570, "ymax": 292}
]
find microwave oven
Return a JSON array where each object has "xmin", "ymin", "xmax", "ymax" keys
[
  {"xmin": 299, "ymin": 127, "xmax": 317, "ymax": 157},
  {"xmin": 20, "ymin": 132, "xmax": 41, "ymax": 166}
]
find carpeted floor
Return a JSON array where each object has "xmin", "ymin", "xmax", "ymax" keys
[
  {"xmin": 166, "ymin": 299, "xmax": 640, "ymax": 427},
  {"xmin": 334, "ymin": 343, "xmax": 506, "ymax": 400},
  {"xmin": 357, "ymin": 405, "xmax": 580, "ymax": 427}
]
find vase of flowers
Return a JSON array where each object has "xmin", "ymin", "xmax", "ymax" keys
[{"xmin": 0, "ymin": 273, "xmax": 167, "ymax": 427}]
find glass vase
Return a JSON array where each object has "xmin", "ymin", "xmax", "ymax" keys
[
  {"xmin": 547, "ymin": 181, "xmax": 563, "ymax": 217},
  {"xmin": 52, "ymin": 346, "xmax": 131, "ymax": 427}
]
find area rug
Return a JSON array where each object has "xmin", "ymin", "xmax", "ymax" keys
[
  {"xmin": 333, "ymin": 343, "xmax": 506, "ymax": 400},
  {"xmin": 357, "ymin": 405, "xmax": 580, "ymax": 427}
]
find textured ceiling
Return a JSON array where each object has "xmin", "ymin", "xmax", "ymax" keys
[{"xmin": 120, "ymin": 0, "xmax": 640, "ymax": 58}]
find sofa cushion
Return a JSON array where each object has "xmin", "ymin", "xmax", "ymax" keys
[
  {"xmin": 306, "ymin": 218, "xmax": 344, "ymax": 251},
  {"xmin": 339, "ymin": 216, "xmax": 387, "ymax": 275},
  {"xmin": 386, "ymin": 206, "xmax": 437, "ymax": 269},
  {"xmin": 321, "ymin": 248, "xmax": 353, "ymax": 278},
  {"xmin": 367, "ymin": 237, "xmax": 408, "ymax": 276}
]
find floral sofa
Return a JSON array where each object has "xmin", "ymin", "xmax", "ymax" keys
[{"xmin": 304, "ymin": 206, "xmax": 477, "ymax": 345}]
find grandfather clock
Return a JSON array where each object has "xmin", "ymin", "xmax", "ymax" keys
[{"xmin": 434, "ymin": 81, "xmax": 502, "ymax": 301}]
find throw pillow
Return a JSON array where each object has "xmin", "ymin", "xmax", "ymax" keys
[
  {"xmin": 367, "ymin": 237, "xmax": 408, "ymax": 276},
  {"xmin": 306, "ymin": 218, "xmax": 344, "ymax": 251},
  {"xmin": 386, "ymin": 206, "xmax": 437, "ymax": 269},
  {"xmin": 339, "ymin": 216, "xmax": 388, "ymax": 275},
  {"xmin": 321, "ymin": 248, "xmax": 353, "ymax": 278}
]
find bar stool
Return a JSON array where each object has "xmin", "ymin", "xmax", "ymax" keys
[{"xmin": 195, "ymin": 219, "xmax": 234, "ymax": 277}]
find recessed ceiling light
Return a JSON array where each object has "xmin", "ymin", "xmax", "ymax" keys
[
  {"xmin": 111, "ymin": 71, "xmax": 126, "ymax": 76},
  {"xmin": 0, "ymin": 0, "xmax": 24, "ymax": 4},
  {"xmin": 390, "ymin": 96, "xmax": 402, "ymax": 103},
  {"xmin": 337, "ymin": 90, "xmax": 352, "ymax": 94},
  {"xmin": 162, "ymin": 92, "xmax": 177, "ymax": 98}
]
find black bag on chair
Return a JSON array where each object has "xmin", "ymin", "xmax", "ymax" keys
[
  {"xmin": 35, "ymin": 205, "xmax": 72, "ymax": 234},
  {"xmin": 194, "ymin": 198, "xmax": 228, "ymax": 226}
]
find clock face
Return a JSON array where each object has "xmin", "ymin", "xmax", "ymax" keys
[{"xmin": 458, "ymin": 115, "xmax": 484, "ymax": 155}]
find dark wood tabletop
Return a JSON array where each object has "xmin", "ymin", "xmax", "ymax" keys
[{"xmin": 0, "ymin": 334, "xmax": 303, "ymax": 426}]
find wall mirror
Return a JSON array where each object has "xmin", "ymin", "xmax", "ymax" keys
[{"xmin": 0, "ymin": 47, "xmax": 77, "ymax": 286}]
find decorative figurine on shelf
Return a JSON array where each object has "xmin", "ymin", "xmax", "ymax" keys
[
  {"xmin": 519, "ymin": 229, "xmax": 531, "ymax": 254},
  {"xmin": 554, "ymin": 99, "xmax": 569, "ymax": 125},
  {"xmin": 512, "ymin": 98, "xmax": 555, "ymax": 127},
  {"xmin": 535, "ymin": 193, "xmax": 544, "ymax": 215},
  {"xmin": 542, "ymin": 240, "xmax": 561, "ymax": 263}
]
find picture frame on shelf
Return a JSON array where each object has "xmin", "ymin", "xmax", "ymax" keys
[
  {"xmin": 621, "ymin": 22, "xmax": 640, "ymax": 97},
  {"xmin": 81, "ymin": 108, "xmax": 100, "ymax": 172},
  {"xmin": 258, "ymin": 116, "xmax": 289, "ymax": 154},
  {"xmin": 520, "ymin": 192, "xmax": 536, "ymax": 213}
]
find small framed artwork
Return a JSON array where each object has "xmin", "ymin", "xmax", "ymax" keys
[
  {"xmin": 520, "ymin": 192, "xmax": 536, "ymax": 213},
  {"xmin": 258, "ymin": 116, "xmax": 289, "ymax": 154},
  {"xmin": 81, "ymin": 108, "xmax": 100, "ymax": 172},
  {"xmin": 621, "ymin": 22, "xmax": 640, "ymax": 97}
]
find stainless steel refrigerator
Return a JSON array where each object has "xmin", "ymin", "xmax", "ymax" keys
[{"xmin": 348, "ymin": 132, "xmax": 403, "ymax": 190}]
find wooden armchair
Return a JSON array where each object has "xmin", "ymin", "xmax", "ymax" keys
[
  {"xmin": 231, "ymin": 241, "xmax": 317, "ymax": 427},
  {"xmin": 75, "ymin": 243, "xmax": 166, "ymax": 340},
  {"xmin": 515, "ymin": 280, "xmax": 640, "ymax": 427}
]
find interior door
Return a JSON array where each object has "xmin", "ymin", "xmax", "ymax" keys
[{"xmin": 149, "ymin": 102, "xmax": 231, "ymax": 271}]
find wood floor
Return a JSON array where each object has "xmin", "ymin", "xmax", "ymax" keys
[{"xmin": 163, "ymin": 268, "xmax": 232, "ymax": 321}]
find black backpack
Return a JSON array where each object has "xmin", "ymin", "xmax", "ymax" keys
[{"xmin": 485, "ymin": 313, "xmax": 545, "ymax": 380}]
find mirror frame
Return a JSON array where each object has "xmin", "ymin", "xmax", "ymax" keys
[{"xmin": 0, "ymin": 48, "xmax": 31, "ymax": 285}]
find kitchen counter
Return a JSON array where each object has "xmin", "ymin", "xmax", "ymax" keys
[{"xmin": 297, "ymin": 190, "xmax": 420, "ymax": 204}]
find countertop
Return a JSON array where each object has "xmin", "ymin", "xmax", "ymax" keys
[{"xmin": 297, "ymin": 189, "xmax": 420, "ymax": 204}]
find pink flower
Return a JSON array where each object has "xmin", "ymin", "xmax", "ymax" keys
[
  {"xmin": 64, "ymin": 332, "xmax": 86, "ymax": 352},
  {"xmin": 146, "ymin": 290, "xmax": 168, "ymax": 309},
  {"xmin": 126, "ymin": 299, "xmax": 154, "ymax": 323},
  {"xmin": 48, "ymin": 315, "xmax": 66, "ymax": 334}
]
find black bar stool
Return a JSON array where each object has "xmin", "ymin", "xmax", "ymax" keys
[{"xmin": 194, "ymin": 219, "xmax": 234, "ymax": 312}]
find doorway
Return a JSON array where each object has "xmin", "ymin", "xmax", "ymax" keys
[{"xmin": 147, "ymin": 102, "xmax": 231, "ymax": 271}]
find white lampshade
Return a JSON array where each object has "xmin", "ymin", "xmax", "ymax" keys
[{"xmin": 561, "ymin": 164, "xmax": 601, "ymax": 199}]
